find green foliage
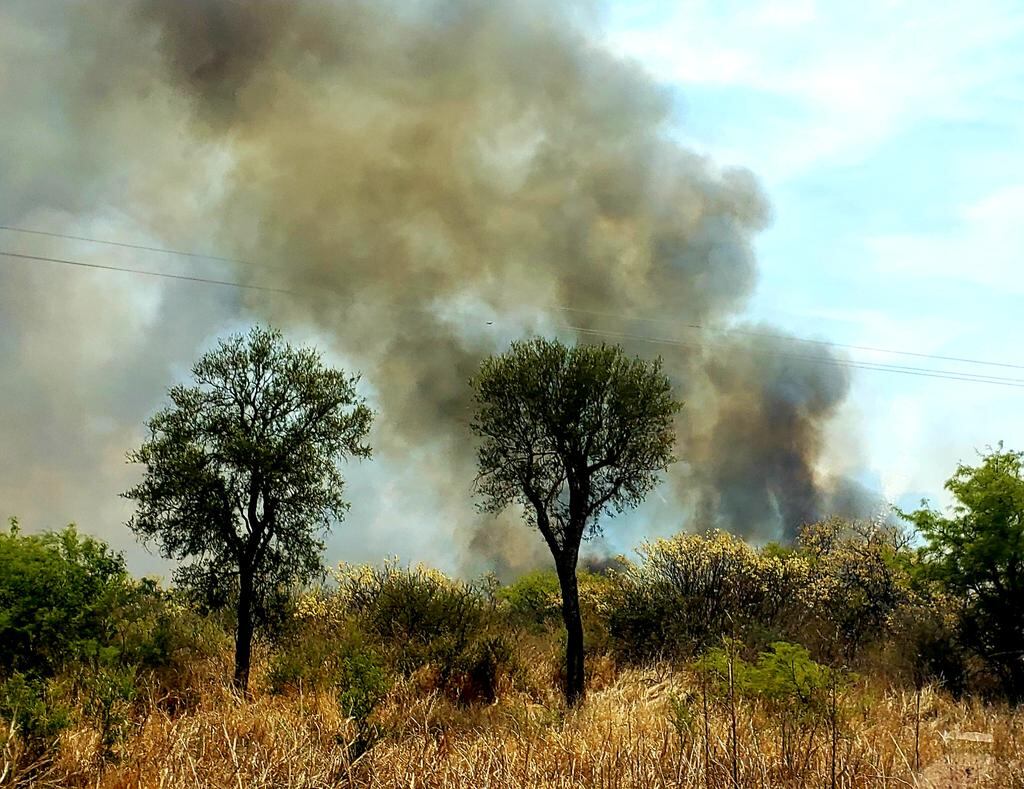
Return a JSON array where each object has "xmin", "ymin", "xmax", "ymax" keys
[
  {"xmin": 751, "ymin": 642, "xmax": 843, "ymax": 715},
  {"xmin": 691, "ymin": 639, "xmax": 850, "ymax": 779},
  {"xmin": 497, "ymin": 570, "xmax": 561, "ymax": 630},
  {"xmin": 603, "ymin": 521, "xmax": 915, "ymax": 667},
  {"xmin": 666, "ymin": 690, "xmax": 698, "ymax": 741},
  {"xmin": 0, "ymin": 523, "xmax": 128, "ymax": 678},
  {"xmin": 691, "ymin": 639, "xmax": 756, "ymax": 698},
  {"xmin": 336, "ymin": 647, "xmax": 390, "ymax": 728},
  {"xmin": 114, "ymin": 581, "xmax": 231, "ymax": 676},
  {"xmin": 794, "ymin": 518, "xmax": 911, "ymax": 660},
  {"xmin": 901, "ymin": 446, "xmax": 1024, "ymax": 697},
  {"xmin": 335, "ymin": 562, "xmax": 496, "ymax": 674},
  {"xmin": 305, "ymin": 562, "xmax": 515, "ymax": 704},
  {"xmin": 123, "ymin": 325, "xmax": 373, "ymax": 690},
  {"xmin": 470, "ymin": 338, "xmax": 681, "ymax": 548},
  {"xmin": 471, "ymin": 338, "xmax": 681, "ymax": 704},
  {"xmin": 78, "ymin": 664, "xmax": 138, "ymax": 760},
  {"xmin": 0, "ymin": 673, "xmax": 71, "ymax": 754}
]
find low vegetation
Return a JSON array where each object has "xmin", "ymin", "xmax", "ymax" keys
[{"xmin": 3, "ymin": 501, "xmax": 1024, "ymax": 786}]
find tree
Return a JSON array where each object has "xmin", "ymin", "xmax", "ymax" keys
[
  {"xmin": 901, "ymin": 446, "xmax": 1024, "ymax": 697},
  {"xmin": 0, "ymin": 520, "xmax": 127, "ymax": 678},
  {"xmin": 470, "ymin": 338, "xmax": 680, "ymax": 704},
  {"xmin": 124, "ymin": 326, "xmax": 372, "ymax": 693}
]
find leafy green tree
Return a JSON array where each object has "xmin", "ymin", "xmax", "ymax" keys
[
  {"xmin": 0, "ymin": 520, "xmax": 127, "ymax": 678},
  {"xmin": 124, "ymin": 326, "xmax": 372, "ymax": 693},
  {"xmin": 470, "ymin": 338, "xmax": 680, "ymax": 704},
  {"xmin": 901, "ymin": 446, "xmax": 1024, "ymax": 697}
]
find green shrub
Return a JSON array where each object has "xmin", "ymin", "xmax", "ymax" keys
[
  {"xmin": 336, "ymin": 646, "xmax": 391, "ymax": 729},
  {"xmin": 498, "ymin": 570, "xmax": 561, "ymax": 630},
  {"xmin": 691, "ymin": 639, "xmax": 851, "ymax": 780},
  {"xmin": 311, "ymin": 562, "xmax": 515, "ymax": 704},
  {"xmin": 269, "ymin": 629, "xmax": 341, "ymax": 694},
  {"xmin": 116, "ymin": 581, "xmax": 230, "ymax": 668},
  {"xmin": 335, "ymin": 562, "xmax": 495, "ymax": 660},
  {"xmin": 0, "ymin": 521, "xmax": 129, "ymax": 678},
  {"xmin": 0, "ymin": 673, "xmax": 71, "ymax": 758},
  {"xmin": 78, "ymin": 664, "xmax": 138, "ymax": 761}
]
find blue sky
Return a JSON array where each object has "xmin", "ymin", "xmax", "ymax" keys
[{"xmin": 604, "ymin": 0, "xmax": 1024, "ymax": 511}]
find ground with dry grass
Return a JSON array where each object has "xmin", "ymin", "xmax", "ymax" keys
[{"xmin": 10, "ymin": 645, "xmax": 1024, "ymax": 789}]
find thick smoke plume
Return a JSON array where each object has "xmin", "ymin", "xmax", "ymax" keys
[{"xmin": 0, "ymin": 0, "xmax": 874, "ymax": 576}]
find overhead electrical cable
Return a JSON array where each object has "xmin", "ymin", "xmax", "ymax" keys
[
  {"xmin": 0, "ymin": 250, "xmax": 294, "ymax": 295},
  {"xmin": 2, "ymin": 222, "xmax": 1022, "ymax": 372},
  {"xmin": 4, "ymin": 246, "xmax": 1024, "ymax": 389}
]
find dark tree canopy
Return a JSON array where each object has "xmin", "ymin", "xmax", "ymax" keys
[
  {"xmin": 471, "ymin": 338, "xmax": 680, "ymax": 703},
  {"xmin": 901, "ymin": 446, "xmax": 1024, "ymax": 697},
  {"xmin": 124, "ymin": 326, "xmax": 372, "ymax": 691}
]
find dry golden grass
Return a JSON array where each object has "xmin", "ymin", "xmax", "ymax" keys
[{"xmin": 9, "ymin": 651, "xmax": 1024, "ymax": 788}]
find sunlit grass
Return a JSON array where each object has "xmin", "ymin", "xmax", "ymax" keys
[{"xmin": 9, "ymin": 652, "xmax": 1021, "ymax": 789}]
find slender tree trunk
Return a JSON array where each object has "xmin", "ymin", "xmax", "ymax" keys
[
  {"xmin": 234, "ymin": 567, "xmax": 255, "ymax": 696},
  {"xmin": 556, "ymin": 558, "xmax": 586, "ymax": 706}
]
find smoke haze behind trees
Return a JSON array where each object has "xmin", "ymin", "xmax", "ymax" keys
[{"xmin": 0, "ymin": 0, "xmax": 880, "ymax": 578}]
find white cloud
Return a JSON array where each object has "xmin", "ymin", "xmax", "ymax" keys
[{"xmin": 607, "ymin": 0, "xmax": 1024, "ymax": 179}]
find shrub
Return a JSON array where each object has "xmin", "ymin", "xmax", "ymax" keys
[
  {"xmin": 336, "ymin": 646, "xmax": 391, "ymax": 732},
  {"xmin": 0, "ymin": 673, "xmax": 70, "ymax": 760},
  {"xmin": 886, "ymin": 582, "xmax": 971, "ymax": 696},
  {"xmin": 793, "ymin": 518, "xmax": 912, "ymax": 661},
  {"xmin": 604, "ymin": 531, "xmax": 792, "ymax": 662},
  {"xmin": 498, "ymin": 570, "xmax": 561, "ymax": 630},
  {"xmin": 692, "ymin": 639, "xmax": 851, "ymax": 781},
  {"xmin": 77, "ymin": 664, "xmax": 139, "ymax": 762},
  {"xmin": 0, "ymin": 521, "xmax": 129, "ymax": 678},
  {"xmin": 316, "ymin": 562, "xmax": 514, "ymax": 703}
]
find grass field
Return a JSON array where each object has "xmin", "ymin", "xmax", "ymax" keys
[{"xmin": 12, "ymin": 647, "xmax": 1022, "ymax": 789}]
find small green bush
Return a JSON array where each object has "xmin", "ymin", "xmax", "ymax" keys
[
  {"xmin": 78, "ymin": 664, "xmax": 139, "ymax": 761},
  {"xmin": 337, "ymin": 646, "xmax": 391, "ymax": 729},
  {"xmin": 0, "ymin": 673, "xmax": 71, "ymax": 757},
  {"xmin": 309, "ymin": 562, "xmax": 515, "ymax": 704},
  {"xmin": 498, "ymin": 570, "xmax": 561, "ymax": 630}
]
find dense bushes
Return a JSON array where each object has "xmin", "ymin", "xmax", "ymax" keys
[
  {"xmin": 497, "ymin": 569, "xmax": 561, "ymax": 630},
  {"xmin": 600, "ymin": 520, "xmax": 946, "ymax": 680},
  {"xmin": 2, "ymin": 509, "xmax": 1022, "ymax": 778},
  {"xmin": 0, "ymin": 522, "xmax": 233, "ymax": 775},
  {"xmin": 287, "ymin": 562, "xmax": 516, "ymax": 706},
  {"xmin": 603, "ymin": 531, "xmax": 794, "ymax": 661},
  {"xmin": 0, "ymin": 522, "xmax": 128, "ymax": 678}
]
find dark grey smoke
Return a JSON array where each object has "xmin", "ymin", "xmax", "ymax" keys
[{"xmin": 0, "ymin": 0, "xmax": 872, "ymax": 576}]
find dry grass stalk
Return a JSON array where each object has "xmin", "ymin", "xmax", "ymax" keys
[{"xmin": 4, "ymin": 661, "xmax": 1018, "ymax": 789}]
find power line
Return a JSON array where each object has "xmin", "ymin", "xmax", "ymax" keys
[
  {"xmin": 4, "ymin": 246, "xmax": 1023, "ymax": 389},
  {"xmin": 3, "ymin": 221, "xmax": 1022, "ymax": 373},
  {"xmin": 567, "ymin": 326, "xmax": 1024, "ymax": 388},
  {"xmin": 0, "ymin": 224, "xmax": 247, "ymax": 266},
  {"xmin": 0, "ymin": 250, "xmax": 294, "ymax": 295},
  {"xmin": 559, "ymin": 305, "xmax": 1024, "ymax": 372}
]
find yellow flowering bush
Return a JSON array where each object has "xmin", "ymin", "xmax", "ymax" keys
[
  {"xmin": 604, "ymin": 530, "xmax": 798, "ymax": 661},
  {"xmin": 791, "ymin": 518, "xmax": 913, "ymax": 659}
]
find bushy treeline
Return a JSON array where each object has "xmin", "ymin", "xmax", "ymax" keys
[
  {"xmin": 1, "ymin": 505, "xmax": 1016, "ymax": 778},
  {"xmin": 0, "ymin": 521, "xmax": 229, "ymax": 770}
]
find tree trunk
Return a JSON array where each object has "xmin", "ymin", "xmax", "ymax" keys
[
  {"xmin": 234, "ymin": 568, "xmax": 255, "ymax": 696},
  {"xmin": 556, "ymin": 559, "xmax": 586, "ymax": 706}
]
